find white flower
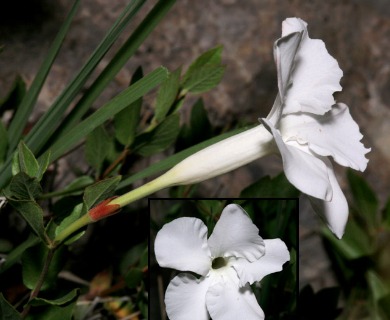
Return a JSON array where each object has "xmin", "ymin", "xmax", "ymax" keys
[
  {"xmin": 260, "ymin": 17, "xmax": 370, "ymax": 238},
  {"xmin": 154, "ymin": 204, "xmax": 290, "ymax": 320},
  {"xmin": 155, "ymin": 17, "xmax": 369, "ymax": 239}
]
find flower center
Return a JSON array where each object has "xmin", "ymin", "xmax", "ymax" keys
[{"xmin": 211, "ymin": 257, "xmax": 227, "ymax": 269}]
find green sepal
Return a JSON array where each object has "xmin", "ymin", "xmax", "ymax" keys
[{"xmin": 83, "ymin": 175, "xmax": 121, "ymax": 210}]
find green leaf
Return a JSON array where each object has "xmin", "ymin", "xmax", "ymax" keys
[
  {"xmin": 17, "ymin": 141, "xmax": 40, "ymax": 178},
  {"xmin": 125, "ymin": 268, "xmax": 143, "ymax": 289},
  {"xmin": 6, "ymin": 1, "xmax": 81, "ymax": 155},
  {"xmin": 37, "ymin": 150, "xmax": 51, "ymax": 181},
  {"xmin": 83, "ymin": 176, "xmax": 121, "ymax": 210},
  {"xmin": 7, "ymin": 199, "xmax": 47, "ymax": 243},
  {"xmin": 182, "ymin": 64, "xmax": 225, "ymax": 94},
  {"xmin": 8, "ymin": 172, "xmax": 42, "ymax": 201},
  {"xmin": 22, "ymin": 244, "xmax": 65, "ymax": 291},
  {"xmin": 183, "ymin": 45, "xmax": 223, "ymax": 82},
  {"xmin": 29, "ymin": 289, "xmax": 79, "ymax": 307},
  {"xmin": 383, "ymin": 197, "xmax": 390, "ymax": 230},
  {"xmin": 0, "ymin": 235, "xmax": 40, "ymax": 274},
  {"xmin": 19, "ymin": 0, "xmax": 146, "ymax": 156},
  {"xmin": 347, "ymin": 169, "xmax": 379, "ymax": 228},
  {"xmin": 0, "ymin": 75, "xmax": 26, "ymax": 115},
  {"xmin": 0, "ymin": 121, "xmax": 8, "ymax": 165},
  {"xmin": 85, "ymin": 126, "xmax": 111, "ymax": 176},
  {"xmin": 0, "ymin": 293, "xmax": 21, "ymax": 320},
  {"xmin": 322, "ymin": 217, "xmax": 373, "ymax": 260},
  {"xmin": 182, "ymin": 46, "xmax": 225, "ymax": 94},
  {"xmin": 25, "ymin": 300, "xmax": 75, "ymax": 320},
  {"xmin": 119, "ymin": 242, "xmax": 147, "ymax": 275},
  {"xmin": 154, "ymin": 68, "xmax": 181, "ymax": 122},
  {"xmin": 134, "ymin": 113, "xmax": 180, "ymax": 157},
  {"xmin": 42, "ymin": 176, "xmax": 94, "ymax": 199},
  {"xmin": 367, "ymin": 270, "xmax": 389, "ymax": 302},
  {"xmin": 55, "ymin": 203, "xmax": 86, "ymax": 245},
  {"xmin": 178, "ymin": 98, "xmax": 212, "ymax": 149},
  {"xmin": 114, "ymin": 67, "xmax": 143, "ymax": 147},
  {"xmin": 56, "ymin": 0, "xmax": 175, "ymax": 140},
  {"xmin": 240, "ymin": 173, "xmax": 300, "ymax": 198},
  {"xmin": 48, "ymin": 67, "xmax": 168, "ymax": 162}
]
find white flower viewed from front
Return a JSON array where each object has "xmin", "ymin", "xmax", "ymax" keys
[
  {"xmin": 154, "ymin": 204, "xmax": 290, "ymax": 320},
  {"xmin": 260, "ymin": 17, "xmax": 370, "ymax": 238}
]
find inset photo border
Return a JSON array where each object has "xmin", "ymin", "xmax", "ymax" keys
[{"xmin": 149, "ymin": 198, "xmax": 298, "ymax": 320}]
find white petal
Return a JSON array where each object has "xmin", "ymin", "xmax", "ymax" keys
[
  {"xmin": 309, "ymin": 159, "xmax": 349, "ymax": 239},
  {"xmin": 302, "ymin": 103, "xmax": 369, "ymax": 171},
  {"xmin": 232, "ymin": 239, "xmax": 290, "ymax": 286},
  {"xmin": 261, "ymin": 118, "xmax": 332, "ymax": 201},
  {"xmin": 165, "ymin": 273, "xmax": 210, "ymax": 320},
  {"xmin": 207, "ymin": 204, "xmax": 265, "ymax": 262},
  {"xmin": 281, "ymin": 18, "xmax": 343, "ymax": 115},
  {"xmin": 206, "ymin": 282, "xmax": 265, "ymax": 320},
  {"xmin": 155, "ymin": 217, "xmax": 211, "ymax": 275}
]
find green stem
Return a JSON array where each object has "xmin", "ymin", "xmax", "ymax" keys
[
  {"xmin": 53, "ymin": 213, "xmax": 93, "ymax": 245},
  {"xmin": 109, "ymin": 173, "xmax": 172, "ymax": 207},
  {"xmin": 53, "ymin": 173, "xmax": 173, "ymax": 245}
]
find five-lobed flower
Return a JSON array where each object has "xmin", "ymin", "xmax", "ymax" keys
[{"xmin": 154, "ymin": 204, "xmax": 290, "ymax": 320}]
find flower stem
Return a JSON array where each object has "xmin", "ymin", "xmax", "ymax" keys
[{"xmin": 53, "ymin": 213, "xmax": 93, "ymax": 245}]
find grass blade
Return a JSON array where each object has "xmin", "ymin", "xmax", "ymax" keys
[
  {"xmin": 6, "ymin": 0, "xmax": 81, "ymax": 155},
  {"xmin": 48, "ymin": 67, "xmax": 168, "ymax": 162},
  {"xmin": 22, "ymin": 0, "xmax": 146, "ymax": 155},
  {"xmin": 56, "ymin": 0, "xmax": 177, "ymax": 139}
]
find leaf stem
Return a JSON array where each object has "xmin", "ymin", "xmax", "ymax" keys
[
  {"xmin": 21, "ymin": 248, "xmax": 56, "ymax": 319},
  {"xmin": 53, "ymin": 213, "xmax": 93, "ymax": 245}
]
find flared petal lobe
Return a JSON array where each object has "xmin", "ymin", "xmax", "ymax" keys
[
  {"xmin": 308, "ymin": 158, "xmax": 349, "ymax": 239},
  {"xmin": 206, "ymin": 282, "xmax": 265, "ymax": 320},
  {"xmin": 207, "ymin": 204, "xmax": 265, "ymax": 262},
  {"xmin": 165, "ymin": 273, "xmax": 211, "ymax": 320},
  {"xmin": 294, "ymin": 103, "xmax": 369, "ymax": 171},
  {"xmin": 280, "ymin": 17, "xmax": 343, "ymax": 115},
  {"xmin": 261, "ymin": 118, "xmax": 332, "ymax": 201},
  {"xmin": 155, "ymin": 217, "xmax": 211, "ymax": 275},
  {"xmin": 232, "ymin": 239, "xmax": 290, "ymax": 286}
]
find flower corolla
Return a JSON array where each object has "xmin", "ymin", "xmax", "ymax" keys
[{"xmin": 154, "ymin": 204, "xmax": 290, "ymax": 320}]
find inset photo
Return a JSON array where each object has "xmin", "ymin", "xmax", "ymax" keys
[{"xmin": 149, "ymin": 198, "xmax": 298, "ymax": 320}]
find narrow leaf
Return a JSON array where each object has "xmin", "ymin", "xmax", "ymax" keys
[
  {"xmin": 182, "ymin": 64, "xmax": 225, "ymax": 94},
  {"xmin": 18, "ymin": 141, "xmax": 39, "ymax": 178},
  {"xmin": 29, "ymin": 289, "xmax": 79, "ymax": 306},
  {"xmin": 7, "ymin": 200, "xmax": 46, "ymax": 243},
  {"xmin": 55, "ymin": 203, "xmax": 86, "ymax": 245},
  {"xmin": 37, "ymin": 150, "xmax": 51, "ymax": 181},
  {"xmin": 0, "ymin": 235, "xmax": 40, "ymax": 274},
  {"xmin": 48, "ymin": 67, "xmax": 168, "ymax": 162},
  {"xmin": 154, "ymin": 68, "xmax": 181, "ymax": 122},
  {"xmin": 0, "ymin": 121, "xmax": 8, "ymax": 164},
  {"xmin": 85, "ymin": 126, "xmax": 111, "ymax": 176},
  {"xmin": 134, "ymin": 113, "xmax": 180, "ymax": 157},
  {"xmin": 21, "ymin": 0, "xmax": 146, "ymax": 155},
  {"xmin": 8, "ymin": 172, "xmax": 42, "ymax": 201},
  {"xmin": 54, "ymin": 0, "xmax": 175, "ymax": 142},
  {"xmin": 114, "ymin": 67, "xmax": 143, "ymax": 146},
  {"xmin": 183, "ymin": 45, "xmax": 223, "ymax": 82},
  {"xmin": 83, "ymin": 176, "xmax": 121, "ymax": 210},
  {"xmin": 347, "ymin": 169, "xmax": 379, "ymax": 228},
  {"xmin": 6, "ymin": 0, "xmax": 82, "ymax": 154}
]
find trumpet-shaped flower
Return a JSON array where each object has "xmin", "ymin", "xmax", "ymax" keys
[
  {"xmin": 108, "ymin": 17, "xmax": 370, "ymax": 239},
  {"xmin": 154, "ymin": 204, "xmax": 290, "ymax": 320}
]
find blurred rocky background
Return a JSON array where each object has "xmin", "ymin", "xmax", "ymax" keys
[{"xmin": 1, "ymin": 0, "xmax": 389, "ymax": 300}]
